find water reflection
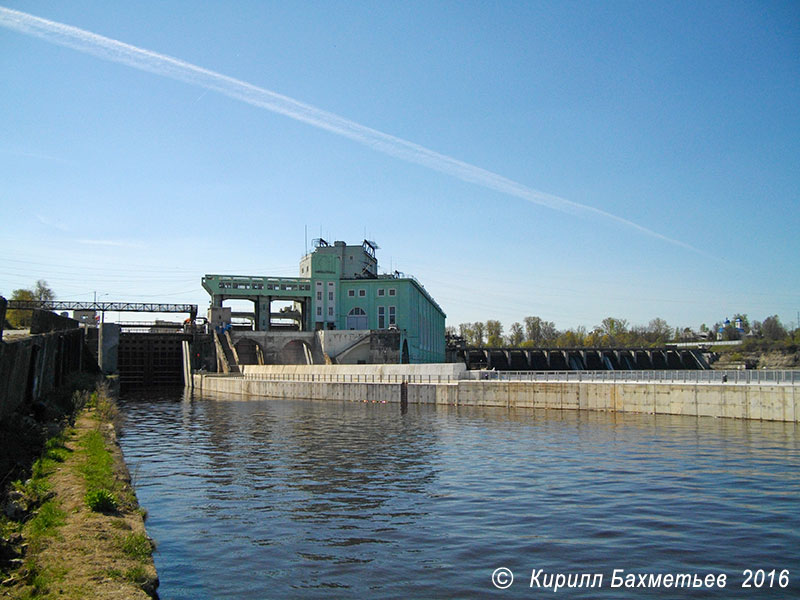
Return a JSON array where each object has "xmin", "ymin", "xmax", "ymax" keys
[{"xmin": 118, "ymin": 389, "xmax": 800, "ymax": 599}]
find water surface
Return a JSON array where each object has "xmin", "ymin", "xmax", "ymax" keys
[{"xmin": 119, "ymin": 389, "xmax": 800, "ymax": 598}]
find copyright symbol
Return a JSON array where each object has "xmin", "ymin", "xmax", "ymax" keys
[{"xmin": 492, "ymin": 567, "xmax": 514, "ymax": 589}]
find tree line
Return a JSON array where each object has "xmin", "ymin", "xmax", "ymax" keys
[
  {"xmin": 2, "ymin": 280, "xmax": 55, "ymax": 329},
  {"xmin": 3, "ymin": 280, "xmax": 797, "ymax": 350},
  {"xmin": 448, "ymin": 314, "xmax": 799, "ymax": 348}
]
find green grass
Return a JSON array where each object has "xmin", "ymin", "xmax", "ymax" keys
[
  {"xmin": 43, "ymin": 434, "xmax": 71, "ymax": 462},
  {"xmin": 111, "ymin": 518, "xmax": 132, "ymax": 531},
  {"xmin": 3, "ymin": 432, "xmax": 70, "ymax": 593},
  {"xmin": 124, "ymin": 565, "xmax": 150, "ymax": 585},
  {"xmin": 27, "ymin": 434, "xmax": 72, "ymax": 487},
  {"xmin": 6, "ymin": 432, "xmax": 73, "ymax": 533},
  {"xmin": 105, "ymin": 564, "xmax": 151, "ymax": 585},
  {"xmin": 78, "ymin": 430, "xmax": 115, "ymax": 493},
  {"xmin": 85, "ymin": 383, "xmax": 120, "ymax": 425},
  {"xmin": 119, "ymin": 532, "xmax": 153, "ymax": 561},
  {"xmin": 20, "ymin": 559, "xmax": 67, "ymax": 598},
  {"xmin": 28, "ymin": 501, "xmax": 66, "ymax": 538}
]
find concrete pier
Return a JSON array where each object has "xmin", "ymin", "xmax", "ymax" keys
[{"xmin": 192, "ymin": 365, "xmax": 799, "ymax": 422}]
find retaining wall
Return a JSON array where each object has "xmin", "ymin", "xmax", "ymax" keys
[
  {"xmin": 193, "ymin": 374, "xmax": 799, "ymax": 422},
  {"xmin": 0, "ymin": 328, "xmax": 88, "ymax": 421}
]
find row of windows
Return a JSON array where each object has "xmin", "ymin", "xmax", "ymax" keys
[
  {"xmin": 347, "ymin": 288, "xmax": 396, "ymax": 298},
  {"xmin": 320, "ymin": 306, "xmax": 397, "ymax": 328},
  {"xmin": 219, "ymin": 282, "xmax": 264, "ymax": 290},
  {"xmin": 217, "ymin": 282, "xmax": 311, "ymax": 291}
]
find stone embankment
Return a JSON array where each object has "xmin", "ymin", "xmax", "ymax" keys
[{"xmin": 194, "ymin": 365, "xmax": 799, "ymax": 423}]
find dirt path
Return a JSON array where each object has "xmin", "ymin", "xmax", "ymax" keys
[{"xmin": 3, "ymin": 409, "xmax": 158, "ymax": 599}]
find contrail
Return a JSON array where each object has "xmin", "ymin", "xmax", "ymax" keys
[{"xmin": 1, "ymin": 6, "xmax": 704, "ymax": 255}]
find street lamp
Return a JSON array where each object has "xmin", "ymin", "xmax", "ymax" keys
[{"xmin": 93, "ymin": 291, "xmax": 109, "ymax": 324}]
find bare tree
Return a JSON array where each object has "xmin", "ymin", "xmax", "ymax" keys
[{"xmin": 34, "ymin": 280, "xmax": 55, "ymax": 302}]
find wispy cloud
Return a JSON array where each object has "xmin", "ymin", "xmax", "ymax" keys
[
  {"xmin": 36, "ymin": 214, "xmax": 69, "ymax": 232},
  {"xmin": 77, "ymin": 239, "xmax": 144, "ymax": 248},
  {"xmin": 0, "ymin": 147, "xmax": 77, "ymax": 165},
  {"xmin": 1, "ymin": 6, "xmax": 707, "ymax": 256}
]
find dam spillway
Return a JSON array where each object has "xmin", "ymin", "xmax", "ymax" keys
[{"xmin": 458, "ymin": 346, "xmax": 711, "ymax": 371}]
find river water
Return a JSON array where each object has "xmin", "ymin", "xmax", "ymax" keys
[{"xmin": 118, "ymin": 388, "xmax": 800, "ymax": 599}]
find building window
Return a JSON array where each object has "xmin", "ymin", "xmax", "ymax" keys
[
  {"xmin": 378, "ymin": 306, "xmax": 385, "ymax": 329},
  {"xmin": 328, "ymin": 307, "xmax": 333, "ymax": 316},
  {"xmin": 359, "ymin": 289, "xmax": 366, "ymax": 297},
  {"xmin": 378, "ymin": 288, "xmax": 385, "ymax": 296},
  {"xmin": 348, "ymin": 289, "xmax": 355, "ymax": 297},
  {"xmin": 317, "ymin": 291, "xmax": 322, "ymax": 301},
  {"xmin": 346, "ymin": 307, "xmax": 368, "ymax": 330},
  {"xmin": 316, "ymin": 306, "xmax": 322, "ymax": 317},
  {"xmin": 389, "ymin": 288, "xmax": 396, "ymax": 296},
  {"xmin": 328, "ymin": 291, "xmax": 334, "ymax": 301},
  {"xmin": 389, "ymin": 306, "xmax": 396, "ymax": 326}
]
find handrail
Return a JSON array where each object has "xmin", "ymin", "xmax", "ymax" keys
[
  {"xmin": 462, "ymin": 369, "xmax": 800, "ymax": 385},
  {"xmin": 225, "ymin": 369, "xmax": 800, "ymax": 385},
  {"xmin": 238, "ymin": 372, "xmax": 456, "ymax": 384}
]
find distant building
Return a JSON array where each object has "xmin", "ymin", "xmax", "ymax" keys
[
  {"xmin": 202, "ymin": 240, "xmax": 446, "ymax": 363},
  {"xmin": 73, "ymin": 310, "xmax": 97, "ymax": 324}
]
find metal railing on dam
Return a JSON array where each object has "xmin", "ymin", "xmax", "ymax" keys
[
  {"xmin": 464, "ymin": 369, "xmax": 800, "ymax": 385},
  {"xmin": 238, "ymin": 372, "xmax": 458, "ymax": 383},
  {"xmin": 228, "ymin": 369, "xmax": 800, "ymax": 385}
]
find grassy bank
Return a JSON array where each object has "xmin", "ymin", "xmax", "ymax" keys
[{"xmin": 1, "ymin": 384, "xmax": 158, "ymax": 599}]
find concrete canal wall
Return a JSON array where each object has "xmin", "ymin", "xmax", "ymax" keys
[
  {"xmin": 193, "ymin": 367, "xmax": 799, "ymax": 422},
  {"xmin": 0, "ymin": 328, "xmax": 90, "ymax": 421}
]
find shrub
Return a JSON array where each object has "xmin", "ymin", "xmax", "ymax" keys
[{"xmin": 85, "ymin": 489, "xmax": 118, "ymax": 513}]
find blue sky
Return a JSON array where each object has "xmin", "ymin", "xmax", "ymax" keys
[{"xmin": 1, "ymin": 1, "xmax": 798, "ymax": 332}]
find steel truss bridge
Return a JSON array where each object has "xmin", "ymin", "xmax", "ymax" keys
[{"xmin": 6, "ymin": 300, "xmax": 198, "ymax": 321}]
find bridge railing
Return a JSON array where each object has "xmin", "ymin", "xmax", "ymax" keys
[
  {"xmin": 7, "ymin": 300, "xmax": 198, "ymax": 320},
  {"xmin": 464, "ymin": 370, "xmax": 800, "ymax": 385}
]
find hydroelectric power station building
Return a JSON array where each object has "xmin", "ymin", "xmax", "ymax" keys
[{"xmin": 202, "ymin": 240, "xmax": 446, "ymax": 364}]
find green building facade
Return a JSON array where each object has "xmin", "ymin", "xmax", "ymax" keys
[{"xmin": 202, "ymin": 240, "xmax": 446, "ymax": 363}]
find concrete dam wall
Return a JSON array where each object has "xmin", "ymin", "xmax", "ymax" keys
[{"xmin": 193, "ymin": 366, "xmax": 799, "ymax": 423}]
